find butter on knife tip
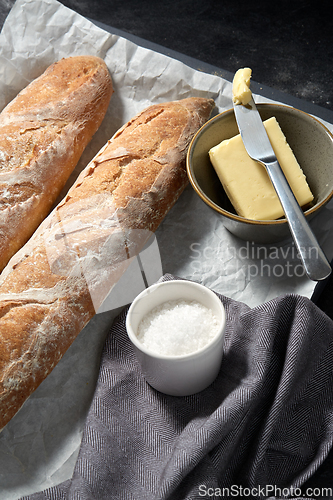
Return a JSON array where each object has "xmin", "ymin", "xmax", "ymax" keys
[{"xmin": 232, "ymin": 67, "xmax": 252, "ymax": 106}]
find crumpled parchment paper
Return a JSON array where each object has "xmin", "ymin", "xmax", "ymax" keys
[{"xmin": 0, "ymin": 0, "xmax": 333, "ymax": 498}]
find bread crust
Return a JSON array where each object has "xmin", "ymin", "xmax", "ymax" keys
[
  {"xmin": 0, "ymin": 55, "xmax": 113, "ymax": 272},
  {"xmin": 0, "ymin": 96, "xmax": 215, "ymax": 431}
]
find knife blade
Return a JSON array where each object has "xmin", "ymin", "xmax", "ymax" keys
[{"xmin": 233, "ymin": 97, "xmax": 331, "ymax": 281}]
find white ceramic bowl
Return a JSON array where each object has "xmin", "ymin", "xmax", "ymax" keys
[{"xmin": 126, "ymin": 280, "xmax": 226, "ymax": 396}]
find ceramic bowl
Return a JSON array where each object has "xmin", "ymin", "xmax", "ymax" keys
[
  {"xmin": 186, "ymin": 103, "xmax": 333, "ymax": 244},
  {"xmin": 126, "ymin": 280, "xmax": 226, "ymax": 396}
]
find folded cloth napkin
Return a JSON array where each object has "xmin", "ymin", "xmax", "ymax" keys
[{"xmin": 22, "ymin": 274, "xmax": 333, "ymax": 500}]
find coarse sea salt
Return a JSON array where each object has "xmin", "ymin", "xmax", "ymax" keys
[{"xmin": 136, "ymin": 299, "xmax": 220, "ymax": 356}]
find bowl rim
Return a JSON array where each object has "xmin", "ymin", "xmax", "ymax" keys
[
  {"xmin": 126, "ymin": 279, "xmax": 226, "ymax": 361},
  {"xmin": 186, "ymin": 102, "xmax": 333, "ymax": 226}
]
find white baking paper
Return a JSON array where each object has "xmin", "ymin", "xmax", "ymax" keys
[{"xmin": 0, "ymin": 0, "xmax": 333, "ymax": 498}]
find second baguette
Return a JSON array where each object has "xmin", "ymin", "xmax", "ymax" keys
[{"xmin": 0, "ymin": 96, "xmax": 215, "ymax": 431}]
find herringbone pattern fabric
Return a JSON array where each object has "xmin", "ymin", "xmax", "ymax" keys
[{"xmin": 22, "ymin": 275, "xmax": 333, "ymax": 500}]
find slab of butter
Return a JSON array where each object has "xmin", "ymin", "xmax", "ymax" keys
[
  {"xmin": 232, "ymin": 67, "xmax": 252, "ymax": 105},
  {"xmin": 209, "ymin": 116, "xmax": 314, "ymax": 220}
]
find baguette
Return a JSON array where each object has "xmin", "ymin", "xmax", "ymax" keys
[
  {"xmin": 0, "ymin": 96, "xmax": 215, "ymax": 431},
  {"xmin": 0, "ymin": 55, "xmax": 113, "ymax": 272}
]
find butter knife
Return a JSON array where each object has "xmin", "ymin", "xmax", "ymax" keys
[{"xmin": 233, "ymin": 98, "xmax": 331, "ymax": 281}]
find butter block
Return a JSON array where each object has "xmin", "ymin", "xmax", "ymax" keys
[
  {"xmin": 232, "ymin": 67, "xmax": 252, "ymax": 105},
  {"xmin": 209, "ymin": 116, "xmax": 314, "ymax": 220}
]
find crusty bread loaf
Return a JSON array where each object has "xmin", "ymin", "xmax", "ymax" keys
[
  {"xmin": 0, "ymin": 55, "xmax": 113, "ymax": 272},
  {"xmin": 0, "ymin": 96, "xmax": 215, "ymax": 431}
]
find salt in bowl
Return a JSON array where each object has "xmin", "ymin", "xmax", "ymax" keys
[{"xmin": 126, "ymin": 280, "xmax": 226, "ymax": 396}]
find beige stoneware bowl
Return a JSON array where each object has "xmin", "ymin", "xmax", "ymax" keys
[{"xmin": 186, "ymin": 103, "xmax": 333, "ymax": 244}]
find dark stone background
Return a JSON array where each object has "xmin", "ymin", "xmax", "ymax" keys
[
  {"xmin": 2, "ymin": 0, "xmax": 332, "ymax": 111},
  {"xmin": 1, "ymin": 0, "xmax": 333, "ymax": 494}
]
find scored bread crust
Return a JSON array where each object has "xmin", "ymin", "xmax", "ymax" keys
[
  {"xmin": 0, "ymin": 55, "xmax": 113, "ymax": 272},
  {"xmin": 0, "ymin": 96, "xmax": 215, "ymax": 431}
]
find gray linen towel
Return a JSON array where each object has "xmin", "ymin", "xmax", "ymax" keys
[{"xmin": 21, "ymin": 274, "xmax": 333, "ymax": 500}]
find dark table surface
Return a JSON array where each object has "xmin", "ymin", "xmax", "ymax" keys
[
  {"xmin": 1, "ymin": 0, "xmax": 333, "ymax": 495},
  {"xmin": 1, "ymin": 0, "xmax": 333, "ymax": 113}
]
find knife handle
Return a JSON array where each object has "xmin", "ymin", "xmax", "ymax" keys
[{"xmin": 264, "ymin": 160, "xmax": 331, "ymax": 281}]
